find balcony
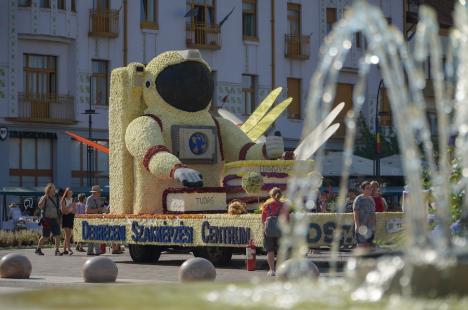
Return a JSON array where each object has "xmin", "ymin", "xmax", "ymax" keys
[
  {"xmin": 186, "ymin": 23, "xmax": 221, "ymax": 50},
  {"xmin": 284, "ymin": 34, "xmax": 310, "ymax": 60},
  {"xmin": 8, "ymin": 93, "xmax": 76, "ymax": 124},
  {"xmin": 89, "ymin": 9, "xmax": 119, "ymax": 38}
]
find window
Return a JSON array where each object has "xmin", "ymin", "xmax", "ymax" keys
[
  {"xmin": 187, "ymin": 0, "xmax": 216, "ymax": 26},
  {"xmin": 186, "ymin": 0, "xmax": 219, "ymax": 48},
  {"xmin": 40, "ymin": 0, "xmax": 50, "ymax": 8},
  {"xmin": 71, "ymin": 0, "xmax": 76, "ymax": 12},
  {"xmin": 9, "ymin": 137, "xmax": 54, "ymax": 187},
  {"xmin": 287, "ymin": 78, "xmax": 301, "ymax": 119},
  {"xmin": 140, "ymin": 0, "xmax": 158, "ymax": 29},
  {"xmin": 18, "ymin": 0, "xmax": 31, "ymax": 7},
  {"xmin": 326, "ymin": 8, "xmax": 337, "ymax": 33},
  {"xmin": 71, "ymin": 139, "xmax": 109, "ymax": 187},
  {"xmin": 243, "ymin": 0, "xmax": 257, "ymax": 40},
  {"xmin": 23, "ymin": 54, "xmax": 57, "ymax": 97},
  {"xmin": 91, "ymin": 60, "xmax": 109, "ymax": 106},
  {"xmin": 95, "ymin": 0, "xmax": 109, "ymax": 11},
  {"xmin": 287, "ymin": 3, "xmax": 301, "ymax": 36},
  {"xmin": 333, "ymin": 83, "xmax": 354, "ymax": 137},
  {"xmin": 242, "ymin": 74, "xmax": 257, "ymax": 115},
  {"xmin": 58, "ymin": 0, "xmax": 65, "ymax": 10}
]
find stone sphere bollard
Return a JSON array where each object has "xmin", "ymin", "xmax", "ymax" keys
[
  {"xmin": 0, "ymin": 253, "xmax": 32, "ymax": 279},
  {"xmin": 82, "ymin": 256, "xmax": 118, "ymax": 283},
  {"xmin": 179, "ymin": 257, "xmax": 216, "ymax": 282},
  {"xmin": 276, "ymin": 258, "xmax": 320, "ymax": 281}
]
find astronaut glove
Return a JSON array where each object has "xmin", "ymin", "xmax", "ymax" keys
[
  {"xmin": 265, "ymin": 135, "xmax": 285, "ymax": 159},
  {"xmin": 173, "ymin": 167, "xmax": 204, "ymax": 188}
]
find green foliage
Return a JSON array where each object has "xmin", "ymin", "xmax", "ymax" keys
[
  {"xmin": 449, "ymin": 157, "xmax": 464, "ymax": 222},
  {"xmin": 354, "ymin": 113, "xmax": 400, "ymax": 159},
  {"xmin": 241, "ymin": 172, "xmax": 264, "ymax": 194},
  {"xmin": 422, "ymin": 154, "xmax": 465, "ymax": 223}
]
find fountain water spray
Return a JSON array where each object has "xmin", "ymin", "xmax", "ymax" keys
[
  {"xmin": 284, "ymin": 0, "xmax": 468, "ymax": 297},
  {"xmin": 207, "ymin": 0, "xmax": 468, "ymax": 306}
]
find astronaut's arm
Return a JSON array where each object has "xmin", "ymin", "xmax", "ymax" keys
[
  {"xmin": 215, "ymin": 117, "xmax": 284, "ymax": 162},
  {"xmin": 125, "ymin": 116, "xmax": 181, "ymax": 179},
  {"xmin": 125, "ymin": 116, "xmax": 203, "ymax": 186}
]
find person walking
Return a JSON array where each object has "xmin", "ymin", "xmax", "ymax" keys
[
  {"xmin": 35, "ymin": 183, "xmax": 62, "ymax": 256},
  {"xmin": 353, "ymin": 181, "xmax": 376, "ymax": 248},
  {"xmin": 8, "ymin": 203, "xmax": 22, "ymax": 230},
  {"xmin": 370, "ymin": 181, "xmax": 387, "ymax": 212},
  {"xmin": 86, "ymin": 185, "xmax": 103, "ymax": 255},
  {"xmin": 261, "ymin": 187, "xmax": 288, "ymax": 276},
  {"xmin": 60, "ymin": 188, "xmax": 76, "ymax": 255},
  {"xmin": 345, "ymin": 189, "xmax": 358, "ymax": 213},
  {"xmin": 75, "ymin": 193, "xmax": 86, "ymax": 252}
]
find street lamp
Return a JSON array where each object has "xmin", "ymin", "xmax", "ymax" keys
[
  {"xmin": 375, "ymin": 79, "xmax": 384, "ymax": 178},
  {"xmin": 82, "ymin": 75, "xmax": 99, "ymax": 187}
]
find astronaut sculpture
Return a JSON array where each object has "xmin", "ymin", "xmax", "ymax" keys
[{"xmin": 109, "ymin": 50, "xmax": 284, "ymax": 214}]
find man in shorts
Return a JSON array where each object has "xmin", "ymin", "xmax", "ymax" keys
[
  {"xmin": 86, "ymin": 185, "xmax": 103, "ymax": 255},
  {"xmin": 353, "ymin": 181, "xmax": 376, "ymax": 248},
  {"xmin": 35, "ymin": 183, "xmax": 62, "ymax": 256}
]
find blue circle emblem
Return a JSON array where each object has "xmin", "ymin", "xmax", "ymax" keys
[{"xmin": 189, "ymin": 132, "xmax": 208, "ymax": 155}]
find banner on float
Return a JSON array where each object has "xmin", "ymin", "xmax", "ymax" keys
[{"xmin": 73, "ymin": 213, "xmax": 404, "ymax": 248}]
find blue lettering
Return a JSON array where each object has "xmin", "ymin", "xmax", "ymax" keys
[
  {"xmin": 105, "ymin": 226, "xmax": 110, "ymax": 241},
  {"xmin": 308, "ymin": 223, "xmax": 322, "ymax": 244},
  {"xmin": 119, "ymin": 226, "xmax": 126, "ymax": 241},
  {"xmin": 187, "ymin": 227, "xmax": 194, "ymax": 243},
  {"xmin": 131, "ymin": 221, "xmax": 143, "ymax": 242},
  {"xmin": 201, "ymin": 222, "xmax": 250, "ymax": 245},
  {"xmin": 323, "ymin": 222, "xmax": 336, "ymax": 244},
  {"xmin": 232, "ymin": 227, "xmax": 238, "ymax": 244},
  {"xmin": 143, "ymin": 227, "xmax": 151, "ymax": 242},
  {"xmin": 82, "ymin": 221, "xmax": 90, "ymax": 240},
  {"xmin": 342, "ymin": 224, "xmax": 354, "ymax": 245},
  {"xmin": 81, "ymin": 221, "xmax": 126, "ymax": 241},
  {"xmin": 201, "ymin": 221, "xmax": 209, "ymax": 243},
  {"xmin": 95, "ymin": 226, "xmax": 101, "ymax": 240}
]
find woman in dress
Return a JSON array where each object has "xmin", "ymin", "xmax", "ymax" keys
[
  {"xmin": 61, "ymin": 187, "xmax": 76, "ymax": 255},
  {"xmin": 370, "ymin": 181, "xmax": 387, "ymax": 212}
]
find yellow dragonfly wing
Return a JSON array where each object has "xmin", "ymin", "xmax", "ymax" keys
[
  {"xmin": 246, "ymin": 97, "xmax": 292, "ymax": 141},
  {"xmin": 240, "ymin": 87, "xmax": 282, "ymax": 133}
]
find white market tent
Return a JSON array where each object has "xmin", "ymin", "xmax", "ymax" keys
[
  {"xmin": 380, "ymin": 154, "xmax": 403, "ymax": 176},
  {"xmin": 321, "ymin": 152, "xmax": 374, "ymax": 176}
]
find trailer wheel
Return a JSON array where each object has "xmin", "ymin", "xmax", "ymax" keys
[
  {"xmin": 129, "ymin": 244, "xmax": 161, "ymax": 263},
  {"xmin": 193, "ymin": 247, "xmax": 232, "ymax": 266}
]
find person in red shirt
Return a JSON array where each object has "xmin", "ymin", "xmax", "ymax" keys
[
  {"xmin": 261, "ymin": 187, "xmax": 288, "ymax": 276},
  {"xmin": 370, "ymin": 181, "xmax": 387, "ymax": 212}
]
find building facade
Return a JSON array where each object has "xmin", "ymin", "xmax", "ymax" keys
[{"xmin": 0, "ymin": 0, "xmax": 404, "ymax": 191}]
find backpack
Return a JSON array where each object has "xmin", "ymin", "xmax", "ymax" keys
[
  {"xmin": 38, "ymin": 196, "xmax": 60, "ymax": 225},
  {"xmin": 264, "ymin": 204, "xmax": 282, "ymax": 238}
]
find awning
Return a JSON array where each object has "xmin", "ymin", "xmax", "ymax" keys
[
  {"xmin": 0, "ymin": 187, "xmax": 44, "ymax": 195},
  {"xmin": 321, "ymin": 152, "xmax": 374, "ymax": 176},
  {"xmin": 380, "ymin": 155, "xmax": 403, "ymax": 176}
]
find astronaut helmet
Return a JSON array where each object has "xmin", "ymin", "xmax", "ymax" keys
[{"xmin": 142, "ymin": 50, "xmax": 214, "ymax": 113}]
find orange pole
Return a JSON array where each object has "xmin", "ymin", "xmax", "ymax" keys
[{"xmin": 65, "ymin": 131, "xmax": 109, "ymax": 154}]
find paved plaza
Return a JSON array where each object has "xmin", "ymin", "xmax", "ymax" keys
[{"xmin": 0, "ymin": 247, "xmax": 350, "ymax": 291}]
